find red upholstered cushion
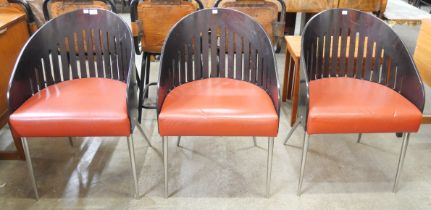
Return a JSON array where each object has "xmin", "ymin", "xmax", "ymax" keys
[
  {"xmin": 159, "ymin": 78, "xmax": 279, "ymax": 136},
  {"xmin": 9, "ymin": 78, "xmax": 130, "ymax": 137},
  {"xmin": 307, "ymin": 77, "xmax": 422, "ymax": 134}
]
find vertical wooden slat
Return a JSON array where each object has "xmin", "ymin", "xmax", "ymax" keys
[
  {"xmin": 180, "ymin": 46, "xmax": 186, "ymax": 84},
  {"xmin": 68, "ymin": 35, "xmax": 79, "ymax": 79},
  {"xmin": 219, "ymin": 28, "xmax": 226, "ymax": 77},
  {"xmin": 202, "ymin": 28, "xmax": 209, "ymax": 78},
  {"xmin": 243, "ymin": 40, "xmax": 250, "ymax": 81},
  {"xmin": 323, "ymin": 33, "xmax": 331, "ymax": 77},
  {"xmin": 102, "ymin": 31, "xmax": 111, "ymax": 78},
  {"xmin": 372, "ymin": 44, "xmax": 383, "ymax": 83},
  {"xmin": 257, "ymin": 52, "xmax": 263, "ymax": 85},
  {"xmin": 86, "ymin": 29, "xmax": 96, "ymax": 77},
  {"xmin": 330, "ymin": 33, "xmax": 339, "ymax": 76},
  {"xmin": 51, "ymin": 44, "xmax": 62, "ymax": 83},
  {"xmin": 42, "ymin": 53, "xmax": 54, "ymax": 86},
  {"xmin": 76, "ymin": 30, "xmax": 87, "ymax": 78},
  {"xmin": 250, "ymin": 46, "xmax": 257, "ymax": 83},
  {"xmin": 110, "ymin": 35, "xmax": 119, "ymax": 80},
  {"xmin": 316, "ymin": 35, "xmax": 324, "ymax": 79},
  {"xmin": 346, "ymin": 31, "xmax": 357, "ymax": 77},
  {"xmin": 355, "ymin": 33, "xmax": 366, "ymax": 79},
  {"xmin": 363, "ymin": 40, "xmax": 375, "ymax": 81},
  {"xmin": 59, "ymin": 38, "xmax": 70, "ymax": 81},
  {"xmin": 210, "ymin": 26, "xmax": 218, "ymax": 77},
  {"xmin": 339, "ymin": 27, "xmax": 348, "ymax": 76},
  {"xmin": 194, "ymin": 36, "xmax": 202, "ymax": 79},
  {"xmin": 93, "ymin": 29, "xmax": 104, "ymax": 77},
  {"xmin": 186, "ymin": 43, "xmax": 193, "ymax": 82},
  {"xmin": 227, "ymin": 30, "xmax": 234, "ymax": 78},
  {"xmin": 235, "ymin": 34, "xmax": 242, "ymax": 80}
]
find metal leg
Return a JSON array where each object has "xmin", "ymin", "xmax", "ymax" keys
[
  {"xmin": 144, "ymin": 53, "xmax": 151, "ymax": 98},
  {"xmin": 297, "ymin": 132, "xmax": 310, "ymax": 196},
  {"xmin": 357, "ymin": 133, "xmax": 362, "ymax": 143},
  {"xmin": 22, "ymin": 138, "xmax": 39, "ymax": 200},
  {"xmin": 266, "ymin": 137, "xmax": 274, "ymax": 198},
  {"xmin": 253, "ymin": 136, "xmax": 257, "ymax": 147},
  {"xmin": 68, "ymin": 137, "xmax": 73, "ymax": 147},
  {"xmin": 163, "ymin": 136, "xmax": 168, "ymax": 198},
  {"xmin": 284, "ymin": 120, "xmax": 300, "ymax": 145},
  {"xmin": 177, "ymin": 136, "xmax": 181, "ymax": 147},
  {"xmin": 136, "ymin": 123, "xmax": 153, "ymax": 147},
  {"xmin": 127, "ymin": 135, "xmax": 139, "ymax": 198},
  {"xmin": 393, "ymin": 133, "xmax": 410, "ymax": 193}
]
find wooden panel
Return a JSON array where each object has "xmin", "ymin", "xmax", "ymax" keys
[
  {"xmin": 285, "ymin": 0, "xmax": 335, "ymax": 13},
  {"xmin": 137, "ymin": 1, "xmax": 198, "ymax": 53},
  {"xmin": 338, "ymin": 0, "xmax": 386, "ymax": 13},
  {"xmin": 49, "ymin": 0, "xmax": 111, "ymax": 18},
  {"xmin": 0, "ymin": 13, "xmax": 29, "ymax": 123},
  {"xmin": 221, "ymin": 1, "xmax": 278, "ymax": 43},
  {"xmin": 414, "ymin": 19, "xmax": 431, "ymax": 87}
]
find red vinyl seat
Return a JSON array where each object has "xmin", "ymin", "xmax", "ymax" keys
[
  {"xmin": 159, "ymin": 78, "xmax": 279, "ymax": 137},
  {"xmin": 307, "ymin": 77, "xmax": 422, "ymax": 134},
  {"xmin": 9, "ymin": 78, "xmax": 130, "ymax": 137}
]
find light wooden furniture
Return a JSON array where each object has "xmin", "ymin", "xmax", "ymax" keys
[
  {"xmin": 414, "ymin": 19, "xmax": 431, "ymax": 124},
  {"xmin": 0, "ymin": 6, "xmax": 30, "ymax": 160},
  {"xmin": 43, "ymin": 0, "xmax": 114, "ymax": 20},
  {"xmin": 282, "ymin": 36, "xmax": 301, "ymax": 126}
]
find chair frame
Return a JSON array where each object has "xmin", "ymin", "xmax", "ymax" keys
[
  {"xmin": 42, "ymin": 0, "xmax": 117, "ymax": 20},
  {"xmin": 157, "ymin": 8, "xmax": 280, "ymax": 198},
  {"xmin": 130, "ymin": 0, "xmax": 203, "ymax": 123},
  {"xmin": 284, "ymin": 9, "xmax": 425, "ymax": 195},
  {"xmin": 7, "ymin": 9, "xmax": 139, "ymax": 199}
]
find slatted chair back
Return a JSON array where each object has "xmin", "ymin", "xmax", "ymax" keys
[
  {"xmin": 8, "ymin": 9, "xmax": 135, "ymax": 116},
  {"xmin": 130, "ymin": 0, "xmax": 203, "ymax": 54},
  {"xmin": 158, "ymin": 8, "xmax": 279, "ymax": 116},
  {"xmin": 43, "ymin": 0, "xmax": 116, "ymax": 20},
  {"xmin": 299, "ymin": 8, "xmax": 425, "ymax": 127}
]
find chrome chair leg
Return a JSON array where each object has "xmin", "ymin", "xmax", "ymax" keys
[
  {"xmin": 136, "ymin": 123, "xmax": 153, "ymax": 147},
  {"xmin": 253, "ymin": 136, "xmax": 257, "ymax": 146},
  {"xmin": 393, "ymin": 133, "xmax": 410, "ymax": 193},
  {"xmin": 127, "ymin": 135, "xmax": 139, "ymax": 198},
  {"xmin": 163, "ymin": 136, "xmax": 168, "ymax": 198},
  {"xmin": 22, "ymin": 138, "xmax": 39, "ymax": 200},
  {"xmin": 297, "ymin": 132, "xmax": 310, "ymax": 196},
  {"xmin": 177, "ymin": 136, "xmax": 181, "ymax": 147},
  {"xmin": 266, "ymin": 137, "xmax": 274, "ymax": 198},
  {"xmin": 284, "ymin": 120, "xmax": 300, "ymax": 145},
  {"xmin": 68, "ymin": 137, "xmax": 73, "ymax": 147},
  {"xmin": 357, "ymin": 133, "xmax": 362, "ymax": 143}
]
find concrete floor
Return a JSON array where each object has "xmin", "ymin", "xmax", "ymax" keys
[{"xmin": 1, "ymin": 12, "xmax": 431, "ymax": 210}]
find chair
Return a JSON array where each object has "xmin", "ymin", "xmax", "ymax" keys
[
  {"xmin": 213, "ymin": 0, "xmax": 286, "ymax": 51},
  {"xmin": 7, "ymin": 9, "xmax": 139, "ymax": 199},
  {"xmin": 284, "ymin": 9, "xmax": 425, "ymax": 195},
  {"xmin": 130, "ymin": 0, "xmax": 203, "ymax": 123},
  {"xmin": 158, "ymin": 8, "xmax": 280, "ymax": 198},
  {"xmin": 42, "ymin": 0, "xmax": 116, "ymax": 20}
]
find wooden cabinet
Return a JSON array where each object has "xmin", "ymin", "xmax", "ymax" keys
[{"xmin": 0, "ymin": 6, "xmax": 29, "ymax": 159}]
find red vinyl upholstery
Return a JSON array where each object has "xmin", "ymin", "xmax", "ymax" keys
[
  {"xmin": 159, "ymin": 78, "xmax": 278, "ymax": 136},
  {"xmin": 307, "ymin": 77, "xmax": 422, "ymax": 134},
  {"xmin": 9, "ymin": 78, "xmax": 130, "ymax": 137}
]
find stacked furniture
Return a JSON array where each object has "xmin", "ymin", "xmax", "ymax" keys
[{"xmin": 42, "ymin": 0, "xmax": 116, "ymax": 20}]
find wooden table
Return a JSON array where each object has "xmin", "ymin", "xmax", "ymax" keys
[
  {"xmin": 0, "ymin": 7, "xmax": 29, "ymax": 160},
  {"xmin": 414, "ymin": 19, "xmax": 431, "ymax": 124}
]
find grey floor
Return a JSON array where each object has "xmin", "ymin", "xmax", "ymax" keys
[{"xmin": 1, "ymin": 10, "xmax": 431, "ymax": 210}]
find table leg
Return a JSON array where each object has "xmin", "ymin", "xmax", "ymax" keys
[
  {"xmin": 282, "ymin": 50, "xmax": 292, "ymax": 102},
  {"xmin": 290, "ymin": 59, "xmax": 300, "ymax": 126}
]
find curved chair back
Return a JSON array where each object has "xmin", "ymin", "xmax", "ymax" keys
[
  {"xmin": 43, "ymin": 0, "xmax": 116, "ymax": 20},
  {"xmin": 299, "ymin": 8, "xmax": 425, "ymax": 127},
  {"xmin": 158, "ymin": 8, "xmax": 279, "ymax": 116},
  {"xmin": 130, "ymin": 0, "xmax": 203, "ymax": 54},
  {"xmin": 214, "ymin": 0, "xmax": 286, "ymax": 46},
  {"xmin": 8, "ymin": 9, "xmax": 136, "ymax": 123}
]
